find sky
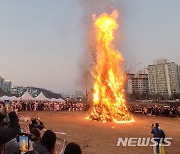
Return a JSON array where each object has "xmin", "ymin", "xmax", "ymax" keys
[{"xmin": 0, "ymin": 0, "xmax": 180, "ymax": 93}]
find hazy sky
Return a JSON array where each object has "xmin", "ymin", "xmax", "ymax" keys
[{"xmin": 0, "ymin": 0, "xmax": 180, "ymax": 93}]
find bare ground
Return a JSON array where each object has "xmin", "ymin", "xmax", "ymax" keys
[{"xmin": 21, "ymin": 111, "xmax": 180, "ymax": 154}]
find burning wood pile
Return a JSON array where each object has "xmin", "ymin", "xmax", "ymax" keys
[{"xmin": 87, "ymin": 10, "xmax": 135, "ymax": 123}]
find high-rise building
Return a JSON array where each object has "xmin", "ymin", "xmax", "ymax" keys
[
  {"xmin": 0, "ymin": 77, "xmax": 4, "ymax": 89},
  {"xmin": 126, "ymin": 73, "xmax": 149, "ymax": 94},
  {"xmin": 2, "ymin": 80, "xmax": 12, "ymax": 93},
  {"xmin": 147, "ymin": 59, "xmax": 180, "ymax": 95}
]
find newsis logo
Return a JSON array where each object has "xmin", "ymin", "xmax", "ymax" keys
[{"xmin": 117, "ymin": 138, "xmax": 172, "ymax": 147}]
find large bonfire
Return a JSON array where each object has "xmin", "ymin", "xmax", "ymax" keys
[{"xmin": 87, "ymin": 10, "xmax": 134, "ymax": 123}]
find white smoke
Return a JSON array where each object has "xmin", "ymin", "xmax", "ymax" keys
[{"xmin": 78, "ymin": 0, "xmax": 123, "ymax": 92}]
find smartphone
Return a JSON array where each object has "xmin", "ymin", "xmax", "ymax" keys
[
  {"xmin": 4, "ymin": 101, "xmax": 10, "ymax": 111},
  {"xmin": 21, "ymin": 128, "xmax": 25, "ymax": 133},
  {"xmin": 19, "ymin": 133, "xmax": 29, "ymax": 152}
]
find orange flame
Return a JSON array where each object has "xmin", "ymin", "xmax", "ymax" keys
[{"xmin": 88, "ymin": 10, "xmax": 134, "ymax": 123}]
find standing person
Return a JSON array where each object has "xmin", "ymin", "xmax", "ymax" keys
[
  {"xmin": 54, "ymin": 103, "xmax": 56, "ymax": 111},
  {"xmin": 0, "ymin": 107, "xmax": 20, "ymax": 153},
  {"xmin": 151, "ymin": 123, "xmax": 165, "ymax": 154},
  {"xmin": 48, "ymin": 103, "xmax": 51, "ymax": 111},
  {"xmin": 34, "ymin": 102, "xmax": 38, "ymax": 111},
  {"xmin": 25, "ymin": 102, "xmax": 28, "ymax": 111},
  {"xmin": 56, "ymin": 103, "xmax": 58, "ymax": 111}
]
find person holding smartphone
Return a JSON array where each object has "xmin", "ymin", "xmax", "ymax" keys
[
  {"xmin": 29, "ymin": 117, "xmax": 44, "ymax": 131},
  {"xmin": 0, "ymin": 106, "xmax": 20, "ymax": 153}
]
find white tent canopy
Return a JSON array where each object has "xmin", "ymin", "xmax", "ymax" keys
[
  {"xmin": 35, "ymin": 92, "xmax": 49, "ymax": 101},
  {"xmin": 50, "ymin": 98, "xmax": 65, "ymax": 102},
  {"xmin": 50, "ymin": 98, "xmax": 58, "ymax": 102},
  {"xmin": 0, "ymin": 92, "xmax": 64, "ymax": 102},
  {"xmin": 0, "ymin": 95, "xmax": 19, "ymax": 101},
  {"xmin": 10, "ymin": 96, "xmax": 19, "ymax": 101},
  {"xmin": 0, "ymin": 96, "xmax": 11, "ymax": 101},
  {"xmin": 57, "ymin": 98, "xmax": 65, "ymax": 103},
  {"xmin": 21, "ymin": 91, "xmax": 34, "ymax": 101}
]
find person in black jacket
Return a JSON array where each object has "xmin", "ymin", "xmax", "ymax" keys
[
  {"xmin": 151, "ymin": 123, "xmax": 165, "ymax": 154},
  {"xmin": 29, "ymin": 117, "xmax": 44, "ymax": 131},
  {"xmin": 0, "ymin": 107, "xmax": 20, "ymax": 153}
]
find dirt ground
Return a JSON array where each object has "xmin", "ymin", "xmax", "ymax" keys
[{"xmin": 21, "ymin": 111, "xmax": 180, "ymax": 154}]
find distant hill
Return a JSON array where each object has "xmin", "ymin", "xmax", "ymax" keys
[
  {"xmin": 27, "ymin": 86, "xmax": 62, "ymax": 99},
  {"xmin": 31, "ymin": 87, "xmax": 62, "ymax": 99},
  {"xmin": 10, "ymin": 86, "xmax": 62, "ymax": 99}
]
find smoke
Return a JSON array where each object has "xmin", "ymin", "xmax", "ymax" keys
[{"xmin": 78, "ymin": 0, "xmax": 124, "ymax": 93}]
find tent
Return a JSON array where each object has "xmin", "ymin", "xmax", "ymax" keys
[
  {"xmin": 9, "ymin": 96, "xmax": 19, "ymax": 101},
  {"xmin": 0, "ymin": 96, "xmax": 19, "ymax": 101},
  {"xmin": 50, "ymin": 98, "xmax": 65, "ymax": 102},
  {"xmin": 57, "ymin": 98, "xmax": 65, "ymax": 103},
  {"xmin": 0, "ymin": 96, "xmax": 11, "ymax": 101},
  {"xmin": 50, "ymin": 98, "xmax": 58, "ymax": 102},
  {"xmin": 35, "ymin": 92, "xmax": 49, "ymax": 101},
  {"xmin": 21, "ymin": 91, "xmax": 34, "ymax": 101}
]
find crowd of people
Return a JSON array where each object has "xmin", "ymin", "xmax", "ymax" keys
[
  {"xmin": 1, "ymin": 100, "xmax": 180, "ymax": 119},
  {"xmin": 0, "ymin": 99, "xmax": 178, "ymax": 153},
  {"xmin": 0, "ymin": 104, "xmax": 82, "ymax": 154},
  {"xmin": 0, "ymin": 101, "xmax": 90, "ymax": 112},
  {"xmin": 129, "ymin": 104, "xmax": 180, "ymax": 118},
  {"xmin": 1, "ymin": 99, "xmax": 180, "ymax": 120}
]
